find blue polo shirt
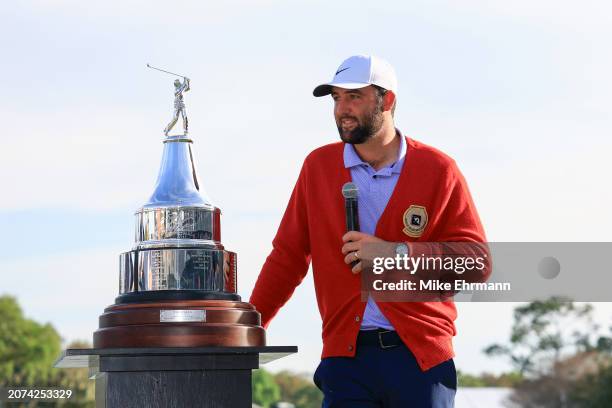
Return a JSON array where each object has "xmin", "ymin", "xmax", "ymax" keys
[{"xmin": 343, "ymin": 129, "xmax": 407, "ymax": 330}]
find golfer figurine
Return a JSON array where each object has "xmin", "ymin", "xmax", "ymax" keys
[
  {"xmin": 164, "ymin": 76, "xmax": 190, "ymax": 136},
  {"xmin": 146, "ymin": 64, "xmax": 191, "ymax": 136}
]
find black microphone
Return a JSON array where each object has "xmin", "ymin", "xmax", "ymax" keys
[
  {"xmin": 342, "ymin": 182, "xmax": 360, "ymax": 232},
  {"xmin": 342, "ymin": 182, "xmax": 360, "ymax": 268}
]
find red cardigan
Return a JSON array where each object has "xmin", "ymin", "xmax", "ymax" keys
[{"xmin": 249, "ymin": 136, "xmax": 487, "ymax": 371}]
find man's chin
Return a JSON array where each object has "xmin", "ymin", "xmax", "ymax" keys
[
  {"xmin": 341, "ymin": 136, "xmax": 359, "ymax": 144},
  {"xmin": 339, "ymin": 130, "xmax": 369, "ymax": 145}
]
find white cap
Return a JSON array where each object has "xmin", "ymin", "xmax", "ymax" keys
[{"xmin": 313, "ymin": 55, "xmax": 398, "ymax": 97}]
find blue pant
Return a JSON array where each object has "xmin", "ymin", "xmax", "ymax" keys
[{"xmin": 313, "ymin": 340, "xmax": 456, "ymax": 407}]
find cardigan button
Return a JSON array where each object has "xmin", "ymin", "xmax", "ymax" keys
[
  {"xmin": 348, "ymin": 345, "xmax": 354, "ymax": 351},
  {"xmin": 354, "ymin": 315, "xmax": 360, "ymax": 322}
]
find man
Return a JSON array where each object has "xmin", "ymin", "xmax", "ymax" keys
[{"xmin": 249, "ymin": 55, "xmax": 487, "ymax": 407}]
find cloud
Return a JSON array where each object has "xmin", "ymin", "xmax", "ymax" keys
[
  {"xmin": 11, "ymin": 0, "xmax": 285, "ymax": 25},
  {"xmin": 451, "ymin": 0, "xmax": 612, "ymax": 26}
]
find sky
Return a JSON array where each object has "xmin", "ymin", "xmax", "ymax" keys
[{"xmin": 1, "ymin": 0, "xmax": 611, "ymax": 376}]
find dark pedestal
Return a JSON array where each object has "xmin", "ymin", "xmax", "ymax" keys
[{"xmin": 55, "ymin": 346, "xmax": 297, "ymax": 408}]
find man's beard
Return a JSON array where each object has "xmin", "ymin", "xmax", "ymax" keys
[{"xmin": 336, "ymin": 102, "xmax": 384, "ymax": 145}]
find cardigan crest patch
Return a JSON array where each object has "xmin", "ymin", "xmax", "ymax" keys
[{"xmin": 402, "ymin": 205, "xmax": 428, "ymax": 237}]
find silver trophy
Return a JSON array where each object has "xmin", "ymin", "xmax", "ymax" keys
[
  {"xmin": 94, "ymin": 65, "xmax": 264, "ymax": 349},
  {"xmin": 117, "ymin": 65, "xmax": 237, "ymax": 302},
  {"xmin": 59, "ymin": 68, "xmax": 294, "ymax": 407}
]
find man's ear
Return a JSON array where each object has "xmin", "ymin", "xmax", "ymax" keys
[{"xmin": 383, "ymin": 91, "xmax": 396, "ymax": 113}]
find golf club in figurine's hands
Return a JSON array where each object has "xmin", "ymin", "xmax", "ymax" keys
[
  {"xmin": 146, "ymin": 64, "xmax": 191, "ymax": 136},
  {"xmin": 93, "ymin": 66, "xmax": 266, "ymax": 348}
]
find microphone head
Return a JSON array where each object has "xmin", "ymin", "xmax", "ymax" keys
[{"xmin": 342, "ymin": 182, "xmax": 358, "ymax": 199}]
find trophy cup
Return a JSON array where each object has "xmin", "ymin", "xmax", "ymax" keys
[{"xmin": 93, "ymin": 66, "xmax": 265, "ymax": 348}]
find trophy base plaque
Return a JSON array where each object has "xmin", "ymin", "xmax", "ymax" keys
[{"xmin": 94, "ymin": 298, "xmax": 266, "ymax": 348}]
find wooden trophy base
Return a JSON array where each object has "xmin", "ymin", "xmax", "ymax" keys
[{"xmin": 94, "ymin": 299, "xmax": 266, "ymax": 348}]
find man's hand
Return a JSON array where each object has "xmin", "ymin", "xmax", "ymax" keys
[{"xmin": 341, "ymin": 231, "xmax": 396, "ymax": 274}]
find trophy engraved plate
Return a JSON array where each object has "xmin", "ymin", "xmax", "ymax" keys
[
  {"xmin": 160, "ymin": 309, "xmax": 206, "ymax": 323},
  {"xmin": 94, "ymin": 68, "xmax": 265, "ymax": 348}
]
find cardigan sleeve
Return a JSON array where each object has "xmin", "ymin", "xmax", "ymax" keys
[{"xmin": 249, "ymin": 159, "xmax": 312, "ymax": 328}]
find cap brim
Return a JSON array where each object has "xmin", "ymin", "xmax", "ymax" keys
[{"xmin": 312, "ymin": 82, "xmax": 371, "ymax": 97}]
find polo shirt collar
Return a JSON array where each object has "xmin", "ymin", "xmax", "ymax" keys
[{"xmin": 343, "ymin": 128, "xmax": 407, "ymax": 174}]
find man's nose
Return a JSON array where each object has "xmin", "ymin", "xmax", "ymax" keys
[{"xmin": 335, "ymin": 99, "xmax": 352, "ymax": 116}]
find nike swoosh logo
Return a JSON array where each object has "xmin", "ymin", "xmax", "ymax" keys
[{"xmin": 335, "ymin": 67, "xmax": 350, "ymax": 75}]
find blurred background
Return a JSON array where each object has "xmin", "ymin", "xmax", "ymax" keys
[{"xmin": 1, "ymin": 1, "xmax": 611, "ymax": 406}]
